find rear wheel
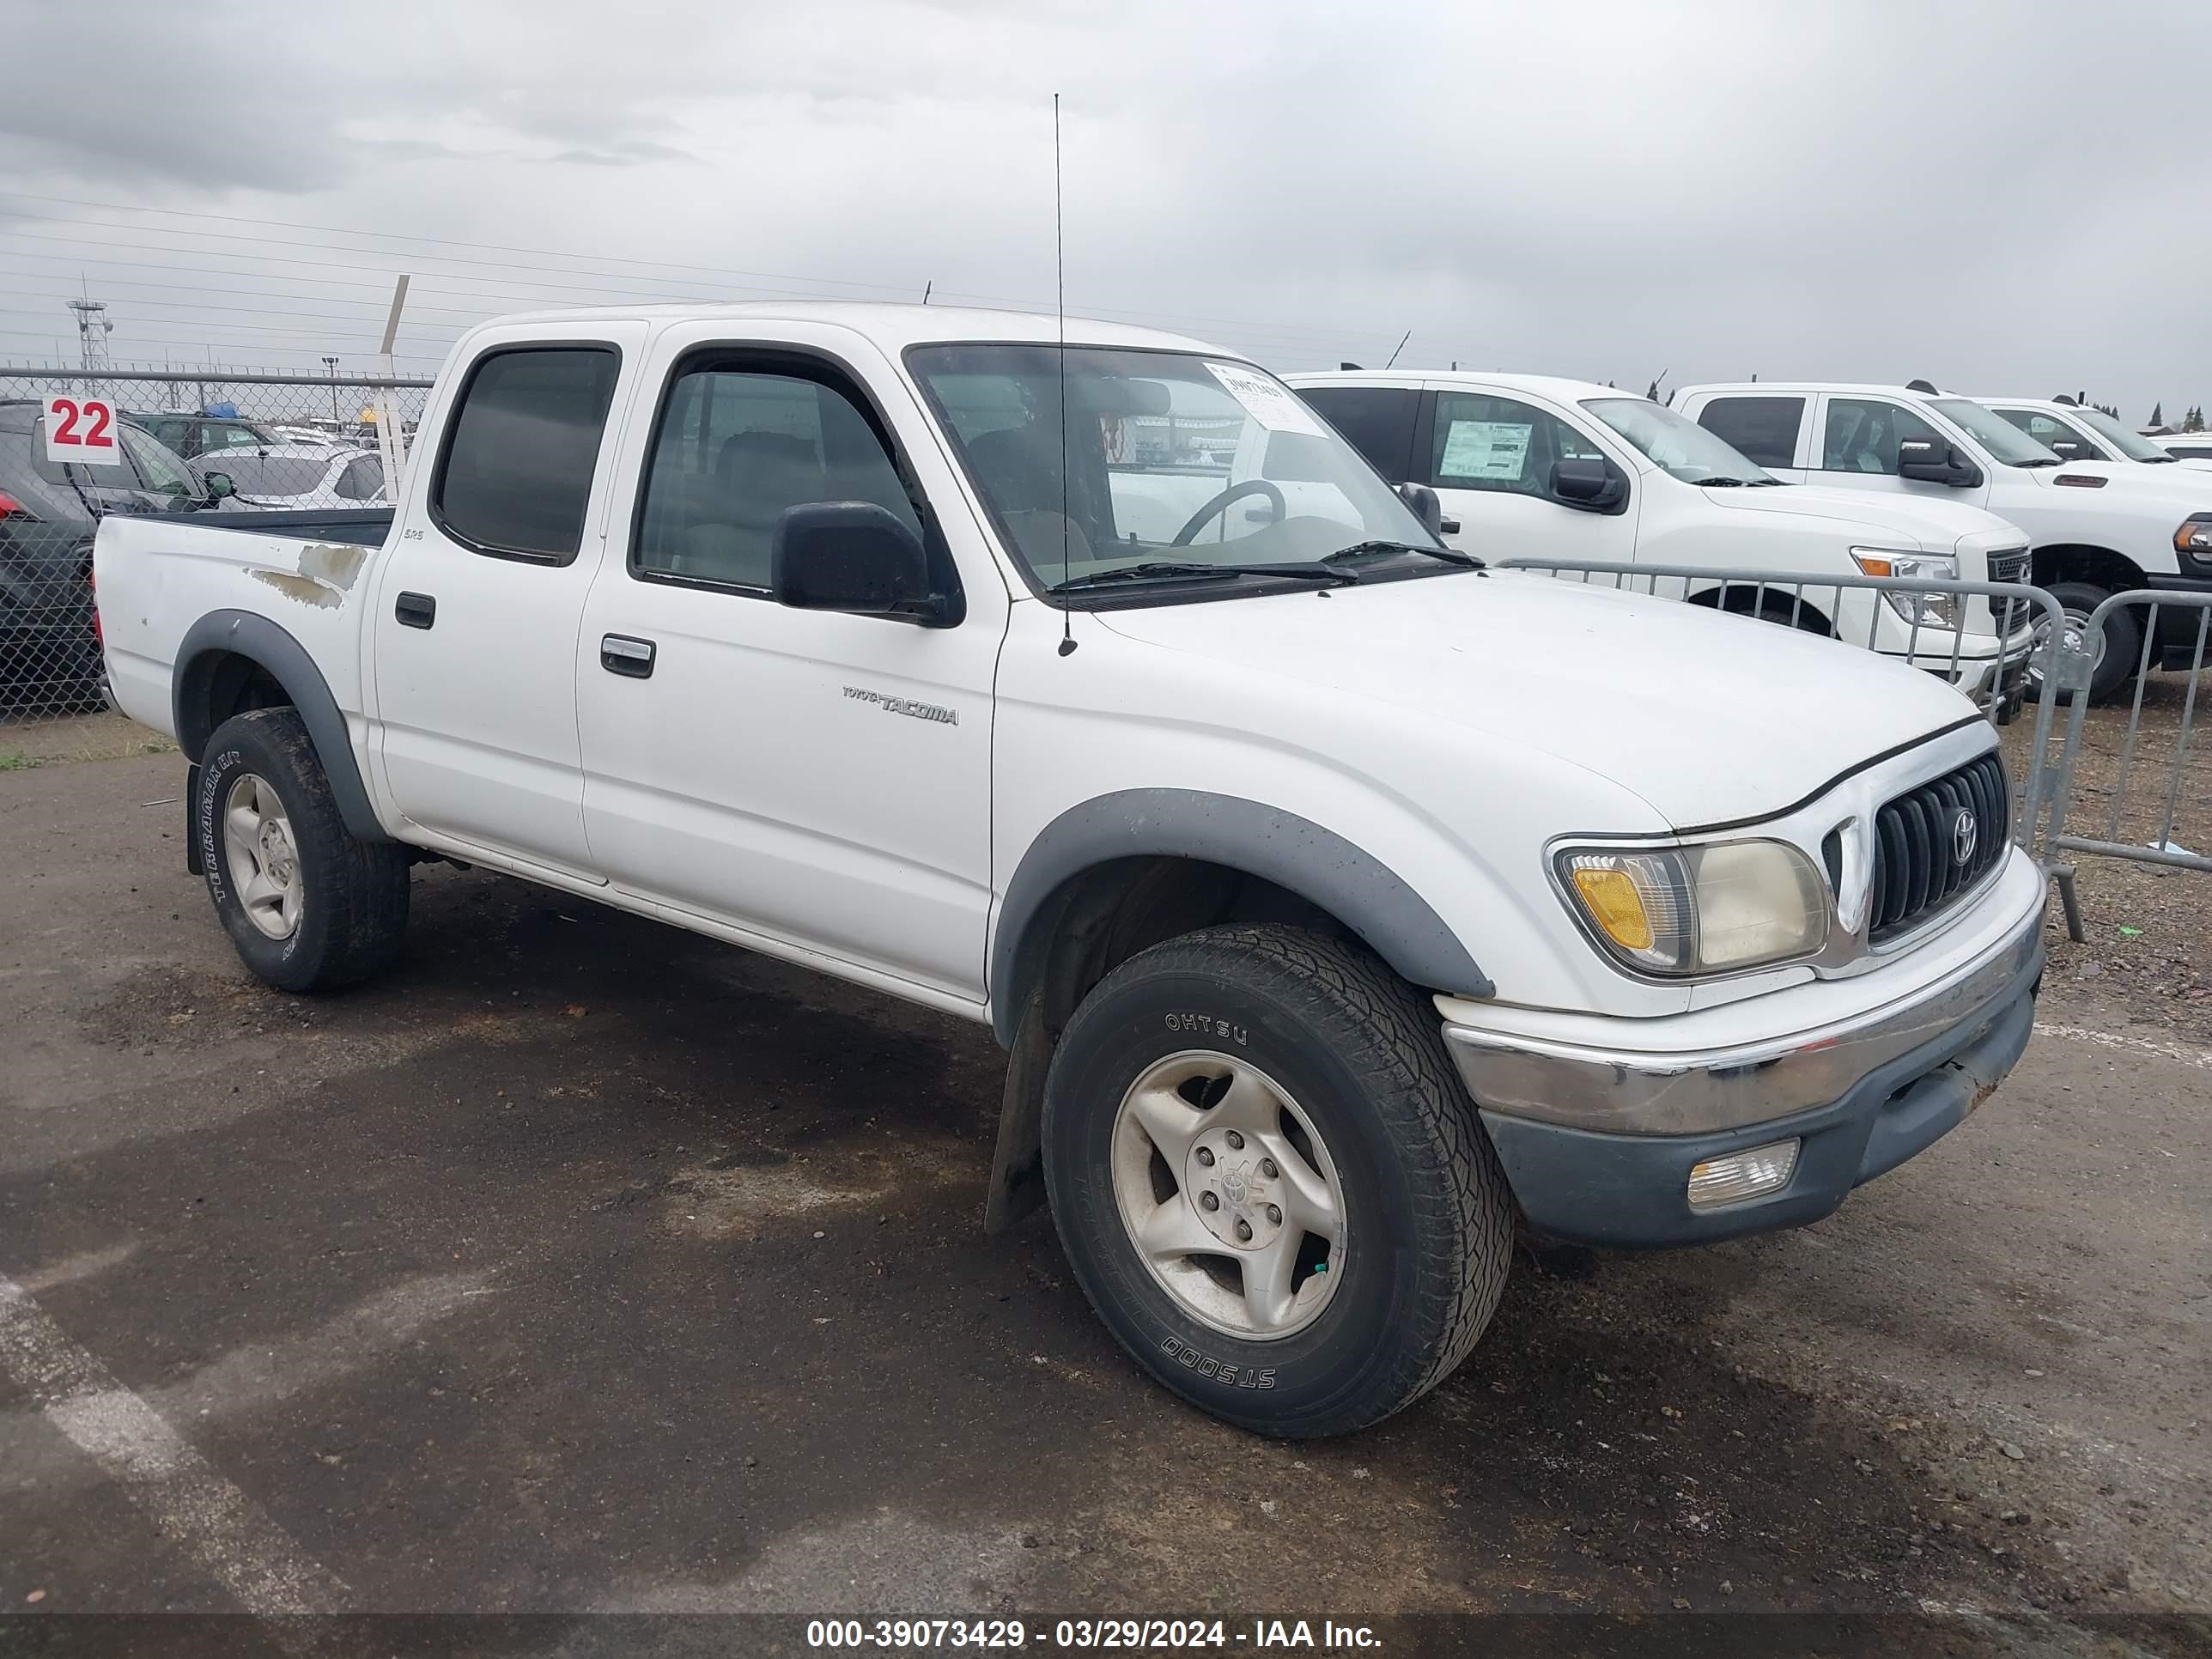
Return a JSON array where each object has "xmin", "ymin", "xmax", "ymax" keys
[
  {"xmin": 197, "ymin": 708, "xmax": 410, "ymax": 991},
  {"xmin": 1042, "ymin": 925, "xmax": 1515, "ymax": 1437}
]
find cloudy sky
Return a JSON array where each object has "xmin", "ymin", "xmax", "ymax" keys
[{"xmin": 1, "ymin": 0, "xmax": 2205, "ymax": 421}]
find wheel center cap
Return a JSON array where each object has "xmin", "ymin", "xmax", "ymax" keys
[{"xmin": 1184, "ymin": 1128, "xmax": 1281, "ymax": 1252}]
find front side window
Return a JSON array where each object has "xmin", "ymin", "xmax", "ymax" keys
[
  {"xmin": 1692, "ymin": 396, "xmax": 1803, "ymax": 469},
  {"xmin": 1926, "ymin": 398, "xmax": 2059, "ymax": 467},
  {"xmin": 1295, "ymin": 386, "xmax": 1419, "ymax": 480},
  {"xmin": 635, "ymin": 364, "xmax": 920, "ymax": 592},
  {"xmin": 118, "ymin": 425, "xmax": 196, "ymax": 496},
  {"xmin": 1992, "ymin": 408, "xmax": 2096, "ymax": 458},
  {"xmin": 906, "ymin": 343, "xmax": 1441, "ymax": 597},
  {"xmin": 433, "ymin": 345, "xmax": 620, "ymax": 561},
  {"xmin": 1429, "ymin": 392, "xmax": 1607, "ymax": 495},
  {"xmin": 1587, "ymin": 398, "xmax": 1774, "ymax": 484},
  {"xmin": 2068, "ymin": 404, "xmax": 2177, "ymax": 463},
  {"xmin": 1820, "ymin": 398, "xmax": 1944, "ymax": 474}
]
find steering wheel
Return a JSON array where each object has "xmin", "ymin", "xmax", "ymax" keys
[{"xmin": 1171, "ymin": 479, "xmax": 1287, "ymax": 545}]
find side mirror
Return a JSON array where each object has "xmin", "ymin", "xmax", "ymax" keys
[
  {"xmin": 201, "ymin": 471, "xmax": 236, "ymax": 502},
  {"xmin": 2049, "ymin": 439, "xmax": 2087, "ymax": 460},
  {"xmin": 1898, "ymin": 440, "xmax": 1982, "ymax": 488},
  {"xmin": 1551, "ymin": 458, "xmax": 1627, "ymax": 512},
  {"xmin": 772, "ymin": 501, "xmax": 949, "ymax": 625},
  {"xmin": 1395, "ymin": 481, "xmax": 1444, "ymax": 537}
]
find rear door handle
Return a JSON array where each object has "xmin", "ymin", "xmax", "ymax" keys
[
  {"xmin": 600, "ymin": 635, "xmax": 656, "ymax": 678},
  {"xmin": 394, "ymin": 591, "xmax": 436, "ymax": 629}
]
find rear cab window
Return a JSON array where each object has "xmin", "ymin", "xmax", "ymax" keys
[
  {"xmin": 1692, "ymin": 396, "xmax": 1805, "ymax": 468},
  {"xmin": 431, "ymin": 345, "xmax": 623, "ymax": 562},
  {"xmin": 1294, "ymin": 386, "xmax": 1419, "ymax": 482}
]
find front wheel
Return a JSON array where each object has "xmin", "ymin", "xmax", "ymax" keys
[
  {"xmin": 197, "ymin": 708, "xmax": 411, "ymax": 991},
  {"xmin": 1042, "ymin": 926, "xmax": 1515, "ymax": 1437},
  {"xmin": 2031, "ymin": 581, "xmax": 2139, "ymax": 705}
]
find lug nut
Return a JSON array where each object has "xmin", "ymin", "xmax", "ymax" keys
[
  {"xmin": 1266, "ymin": 1204, "xmax": 1281, "ymax": 1224},
  {"xmin": 1235, "ymin": 1218, "xmax": 1253, "ymax": 1242},
  {"xmin": 1195, "ymin": 1146, "xmax": 1215, "ymax": 1167},
  {"xmin": 1260, "ymin": 1158, "xmax": 1278, "ymax": 1178},
  {"xmin": 1200, "ymin": 1191, "xmax": 1220, "ymax": 1212},
  {"xmin": 1224, "ymin": 1130, "xmax": 1244, "ymax": 1151}
]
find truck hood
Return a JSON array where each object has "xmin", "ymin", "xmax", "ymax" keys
[
  {"xmin": 1698, "ymin": 482, "xmax": 2014, "ymax": 552},
  {"xmin": 2018, "ymin": 459, "xmax": 2212, "ymax": 511},
  {"xmin": 1095, "ymin": 570, "xmax": 1976, "ymax": 831}
]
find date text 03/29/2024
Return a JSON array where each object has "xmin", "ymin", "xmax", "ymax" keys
[{"xmin": 804, "ymin": 1618, "xmax": 1382, "ymax": 1650}]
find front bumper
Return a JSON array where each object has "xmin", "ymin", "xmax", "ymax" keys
[{"xmin": 1442, "ymin": 888, "xmax": 2045, "ymax": 1249}]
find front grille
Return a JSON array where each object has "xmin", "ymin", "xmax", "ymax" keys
[
  {"xmin": 1986, "ymin": 548, "xmax": 2031, "ymax": 586},
  {"xmin": 1868, "ymin": 752, "xmax": 2008, "ymax": 942}
]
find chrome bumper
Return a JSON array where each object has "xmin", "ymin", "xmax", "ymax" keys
[{"xmin": 1441, "ymin": 901, "xmax": 2045, "ymax": 1138}]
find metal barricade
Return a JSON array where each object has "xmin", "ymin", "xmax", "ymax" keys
[
  {"xmin": 1497, "ymin": 558, "xmax": 2069, "ymax": 857},
  {"xmin": 2042, "ymin": 589, "xmax": 2212, "ymax": 940}
]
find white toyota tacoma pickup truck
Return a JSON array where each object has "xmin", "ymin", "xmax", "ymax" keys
[
  {"xmin": 1676, "ymin": 380, "xmax": 2212, "ymax": 702},
  {"xmin": 95, "ymin": 303, "xmax": 2046, "ymax": 1437},
  {"xmin": 1286, "ymin": 370, "xmax": 2037, "ymax": 708}
]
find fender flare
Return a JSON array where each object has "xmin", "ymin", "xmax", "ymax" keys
[
  {"xmin": 988, "ymin": 788, "xmax": 1492, "ymax": 1046},
  {"xmin": 173, "ymin": 608, "xmax": 391, "ymax": 844}
]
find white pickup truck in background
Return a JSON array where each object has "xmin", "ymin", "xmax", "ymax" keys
[
  {"xmin": 94, "ymin": 302, "xmax": 2046, "ymax": 1437},
  {"xmin": 1973, "ymin": 395, "xmax": 2212, "ymax": 475},
  {"xmin": 1677, "ymin": 380, "xmax": 2212, "ymax": 702},
  {"xmin": 1287, "ymin": 371, "xmax": 2037, "ymax": 710}
]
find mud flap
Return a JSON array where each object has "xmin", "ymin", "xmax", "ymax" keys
[
  {"xmin": 184, "ymin": 763, "xmax": 203, "ymax": 875},
  {"xmin": 983, "ymin": 992, "xmax": 1054, "ymax": 1234}
]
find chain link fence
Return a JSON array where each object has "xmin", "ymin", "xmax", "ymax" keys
[{"xmin": 1, "ymin": 367, "xmax": 429, "ymax": 732}]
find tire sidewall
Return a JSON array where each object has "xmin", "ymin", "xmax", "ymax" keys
[
  {"xmin": 1045, "ymin": 958, "xmax": 1434, "ymax": 1431},
  {"xmin": 198, "ymin": 720, "xmax": 326, "ymax": 989},
  {"xmin": 2046, "ymin": 582, "xmax": 2136, "ymax": 704}
]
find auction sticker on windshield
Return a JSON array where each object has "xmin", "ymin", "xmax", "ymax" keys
[
  {"xmin": 1206, "ymin": 362, "xmax": 1325, "ymax": 436},
  {"xmin": 41, "ymin": 394, "xmax": 120, "ymax": 464},
  {"xmin": 1441, "ymin": 419, "xmax": 1532, "ymax": 483}
]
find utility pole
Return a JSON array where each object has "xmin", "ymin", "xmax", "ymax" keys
[{"xmin": 323, "ymin": 356, "xmax": 341, "ymax": 425}]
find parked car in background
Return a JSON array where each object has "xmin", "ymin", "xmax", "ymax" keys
[
  {"xmin": 1675, "ymin": 381, "xmax": 2212, "ymax": 701},
  {"xmin": 96, "ymin": 301, "xmax": 2046, "ymax": 1437},
  {"xmin": 1287, "ymin": 370, "xmax": 2036, "ymax": 710},
  {"xmin": 1, "ymin": 401, "xmax": 225, "ymax": 706},
  {"xmin": 1974, "ymin": 396, "xmax": 2212, "ymax": 474},
  {"xmin": 2153, "ymin": 432, "xmax": 2212, "ymax": 464},
  {"xmin": 127, "ymin": 410, "xmax": 287, "ymax": 461},
  {"xmin": 204, "ymin": 445, "xmax": 386, "ymax": 510}
]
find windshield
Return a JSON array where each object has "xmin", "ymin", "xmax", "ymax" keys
[
  {"xmin": 1929, "ymin": 398, "xmax": 2062, "ymax": 467},
  {"xmin": 1583, "ymin": 398, "xmax": 1775, "ymax": 484},
  {"xmin": 2068, "ymin": 404, "xmax": 2175, "ymax": 463},
  {"xmin": 905, "ymin": 343, "xmax": 1443, "ymax": 592},
  {"xmin": 213, "ymin": 455, "xmax": 331, "ymax": 496}
]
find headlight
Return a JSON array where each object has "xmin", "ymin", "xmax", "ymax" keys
[
  {"xmin": 1851, "ymin": 550, "xmax": 1959, "ymax": 629},
  {"xmin": 2175, "ymin": 514, "xmax": 2212, "ymax": 557},
  {"xmin": 1559, "ymin": 840, "xmax": 1829, "ymax": 977}
]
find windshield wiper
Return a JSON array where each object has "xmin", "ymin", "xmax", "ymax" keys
[
  {"xmin": 1048, "ymin": 559, "xmax": 1358, "ymax": 594},
  {"xmin": 2014, "ymin": 457, "xmax": 2063, "ymax": 468},
  {"xmin": 1692, "ymin": 476, "xmax": 1756, "ymax": 487},
  {"xmin": 1325, "ymin": 539, "xmax": 1484, "ymax": 569}
]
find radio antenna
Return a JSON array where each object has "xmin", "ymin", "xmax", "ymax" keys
[
  {"xmin": 1383, "ymin": 329, "xmax": 1411, "ymax": 369},
  {"xmin": 1054, "ymin": 93, "xmax": 1076, "ymax": 656}
]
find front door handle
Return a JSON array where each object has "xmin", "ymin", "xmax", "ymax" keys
[
  {"xmin": 1439, "ymin": 516, "xmax": 1462, "ymax": 535},
  {"xmin": 600, "ymin": 635, "xmax": 656, "ymax": 678},
  {"xmin": 394, "ymin": 591, "xmax": 436, "ymax": 629}
]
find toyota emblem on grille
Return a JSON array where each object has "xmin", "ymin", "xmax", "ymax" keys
[{"xmin": 1953, "ymin": 808, "xmax": 1978, "ymax": 866}]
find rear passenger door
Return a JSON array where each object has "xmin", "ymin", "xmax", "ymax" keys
[
  {"xmin": 370, "ymin": 323, "xmax": 647, "ymax": 878},
  {"xmin": 574, "ymin": 327, "xmax": 1005, "ymax": 1004}
]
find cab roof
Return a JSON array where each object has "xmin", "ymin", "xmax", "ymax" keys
[
  {"xmin": 1283, "ymin": 368, "xmax": 1640, "ymax": 407},
  {"xmin": 468, "ymin": 301, "xmax": 1226, "ymax": 359}
]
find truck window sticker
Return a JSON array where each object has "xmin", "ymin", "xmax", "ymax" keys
[
  {"xmin": 1440, "ymin": 420, "xmax": 1533, "ymax": 483},
  {"xmin": 1204, "ymin": 362, "xmax": 1325, "ymax": 438}
]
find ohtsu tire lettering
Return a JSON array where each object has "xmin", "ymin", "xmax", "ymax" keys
[{"xmin": 1164, "ymin": 1012, "xmax": 1246, "ymax": 1044}]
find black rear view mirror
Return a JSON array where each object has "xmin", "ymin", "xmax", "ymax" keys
[
  {"xmin": 772, "ymin": 501, "xmax": 951, "ymax": 625},
  {"xmin": 1395, "ymin": 481, "xmax": 1443, "ymax": 537},
  {"xmin": 1551, "ymin": 458, "xmax": 1627, "ymax": 512},
  {"xmin": 201, "ymin": 471, "xmax": 236, "ymax": 502},
  {"xmin": 1898, "ymin": 440, "xmax": 1983, "ymax": 488}
]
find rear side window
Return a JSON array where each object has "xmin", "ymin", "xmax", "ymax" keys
[
  {"xmin": 334, "ymin": 456, "xmax": 384, "ymax": 501},
  {"xmin": 1995, "ymin": 409, "xmax": 2094, "ymax": 457},
  {"xmin": 1694, "ymin": 396, "xmax": 1803, "ymax": 468},
  {"xmin": 433, "ymin": 346, "xmax": 620, "ymax": 562},
  {"xmin": 1296, "ymin": 386, "xmax": 1419, "ymax": 481}
]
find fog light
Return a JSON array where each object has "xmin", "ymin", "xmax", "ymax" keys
[{"xmin": 1686, "ymin": 1139, "xmax": 1800, "ymax": 1208}]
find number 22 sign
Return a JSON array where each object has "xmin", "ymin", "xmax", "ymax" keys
[{"xmin": 43, "ymin": 394, "xmax": 119, "ymax": 463}]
